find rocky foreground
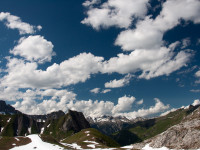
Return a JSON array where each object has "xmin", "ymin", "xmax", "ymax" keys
[{"xmin": 132, "ymin": 105, "xmax": 200, "ymax": 149}]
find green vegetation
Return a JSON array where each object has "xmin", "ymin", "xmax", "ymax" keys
[
  {"xmin": 0, "ymin": 136, "xmax": 31, "ymax": 150},
  {"xmin": 112, "ymin": 108, "xmax": 188, "ymax": 146},
  {"xmin": 0, "ymin": 115, "xmax": 17, "ymax": 137},
  {"xmin": 43, "ymin": 115, "xmax": 74, "ymax": 140},
  {"xmin": 62, "ymin": 128, "xmax": 120, "ymax": 149}
]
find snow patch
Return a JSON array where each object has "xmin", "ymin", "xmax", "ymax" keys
[
  {"xmin": 47, "ymin": 124, "xmax": 50, "ymax": 128},
  {"xmin": 10, "ymin": 134, "xmax": 64, "ymax": 150},
  {"xmin": 7, "ymin": 118, "xmax": 11, "ymax": 122},
  {"xmin": 85, "ymin": 131, "xmax": 90, "ymax": 133},
  {"xmin": 1, "ymin": 127, "xmax": 4, "ymax": 132},
  {"xmin": 121, "ymin": 145, "xmax": 133, "ymax": 149},
  {"xmin": 40, "ymin": 127, "xmax": 44, "ymax": 134},
  {"xmin": 15, "ymin": 138, "xmax": 20, "ymax": 141},
  {"xmin": 87, "ymin": 134, "xmax": 90, "ymax": 136},
  {"xmin": 87, "ymin": 144, "xmax": 96, "ymax": 148},
  {"xmin": 142, "ymin": 144, "xmax": 170, "ymax": 150},
  {"xmin": 28, "ymin": 127, "xmax": 31, "ymax": 134},
  {"xmin": 61, "ymin": 142, "xmax": 82, "ymax": 149},
  {"xmin": 83, "ymin": 140, "xmax": 99, "ymax": 144}
]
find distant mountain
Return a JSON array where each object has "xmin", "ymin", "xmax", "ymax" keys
[
  {"xmin": 132, "ymin": 104, "xmax": 200, "ymax": 149},
  {"xmin": 87, "ymin": 115, "xmax": 145, "ymax": 135},
  {"xmin": 111, "ymin": 104, "xmax": 200, "ymax": 146}
]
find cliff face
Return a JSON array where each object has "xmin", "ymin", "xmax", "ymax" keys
[
  {"xmin": 63, "ymin": 110, "xmax": 91, "ymax": 132},
  {"xmin": 41, "ymin": 110, "xmax": 90, "ymax": 140}
]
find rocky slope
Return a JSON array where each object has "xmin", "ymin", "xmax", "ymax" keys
[{"xmin": 131, "ymin": 104, "xmax": 200, "ymax": 149}]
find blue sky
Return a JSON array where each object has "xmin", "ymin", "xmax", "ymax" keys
[{"xmin": 0, "ymin": 0, "xmax": 200, "ymax": 118}]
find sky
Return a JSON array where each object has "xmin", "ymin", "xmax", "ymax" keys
[{"xmin": 0, "ymin": 0, "xmax": 200, "ymax": 119}]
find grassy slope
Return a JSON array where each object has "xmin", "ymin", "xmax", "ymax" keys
[
  {"xmin": 112, "ymin": 108, "xmax": 188, "ymax": 146},
  {"xmin": 0, "ymin": 137, "xmax": 31, "ymax": 150},
  {"xmin": 62, "ymin": 128, "xmax": 120, "ymax": 149},
  {"xmin": 0, "ymin": 115, "xmax": 17, "ymax": 137},
  {"xmin": 43, "ymin": 114, "xmax": 74, "ymax": 140}
]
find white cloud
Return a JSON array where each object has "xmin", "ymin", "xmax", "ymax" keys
[
  {"xmin": 11, "ymin": 89, "xmax": 76, "ymax": 115},
  {"xmin": 82, "ymin": 0, "xmax": 149, "ymax": 29},
  {"xmin": 105, "ymin": 74, "xmax": 132, "ymax": 88},
  {"xmin": 67, "ymin": 97, "xmax": 169, "ymax": 119},
  {"xmin": 192, "ymin": 99, "xmax": 200, "ymax": 106},
  {"xmin": 195, "ymin": 70, "xmax": 200, "ymax": 77},
  {"xmin": 67, "ymin": 99, "xmax": 114, "ymax": 118},
  {"xmin": 1, "ymin": 53, "xmax": 104, "ymax": 89},
  {"xmin": 102, "ymin": 47, "xmax": 192, "ymax": 79},
  {"xmin": 90, "ymin": 88, "xmax": 101, "ymax": 94},
  {"xmin": 181, "ymin": 38, "xmax": 191, "ymax": 49},
  {"xmin": 112, "ymin": 95, "xmax": 135, "ymax": 114},
  {"xmin": 101, "ymin": 89, "xmax": 111, "ymax": 93},
  {"xmin": 82, "ymin": 0, "xmax": 101, "ymax": 7},
  {"xmin": 116, "ymin": 98, "xmax": 170, "ymax": 119},
  {"xmin": 10, "ymin": 35, "xmax": 55, "ymax": 64},
  {"xmin": 190, "ymin": 89, "xmax": 200, "ymax": 93},
  {"xmin": 160, "ymin": 108, "xmax": 177, "ymax": 116},
  {"xmin": 0, "ymin": 12, "xmax": 41, "ymax": 34},
  {"xmin": 137, "ymin": 99, "xmax": 144, "ymax": 105},
  {"xmin": 115, "ymin": 0, "xmax": 200, "ymax": 51}
]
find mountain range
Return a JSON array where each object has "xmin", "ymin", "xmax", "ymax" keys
[{"xmin": 0, "ymin": 100, "xmax": 200, "ymax": 150}]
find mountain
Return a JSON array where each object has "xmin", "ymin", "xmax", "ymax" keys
[
  {"xmin": 0, "ymin": 100, "xmax": 19, "ymax": 114},
  {"xmin": 111, "ymin": 104, "xmax": 200, "ymax": 146},
  {"xmin": 87, "ymin": 115, "xmax": 145, "ymax": 135},
  {"xmin": 28, "ymin": 110, "xmax": 65, "ymax": 122},
  {"xmin": 131, "ymin": 104, "xmax": 200, "ymax": 149},
  {"xmin": 42, "ymin": 109, "xmax": 90, "ymax": 140},
  {"xmin": 0, "ymin": 100, "xmax": 90, "ymax": 139}
]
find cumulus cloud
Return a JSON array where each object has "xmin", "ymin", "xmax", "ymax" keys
[
  {"xmin": 102, "ymin": 46, "xmax": 192, "ymax": 79},
  {"xmin": 101, "ymin": 89, "xmax": 111, "ymax": 93},
  {"xmin": 115, "ymin": 0, "xmax": 200, "ymax": 51},
  {"xmin": 192, "ymin": 99, "xmax": 200, "ymax": 106},
  {"xmin": 181, "ymin": 38, "xmax": 191, "ymax": 49},
  {"xmin": 82, "ymin": 0, "xmax": 149, "ymax": 29},
  {"xmin": 82, "ymin": 0, "xmax": 101, "ymax": 7},
  {"xmin": 0, "ymin": 53, "xmax": 104, "ymax": 89},
  {"xmin": 10, "ymin": 35, "xmax": 55, "ymax": 63},
  {"xmin": 11, "ymin": 89, "xmax": 76, "ymax": 115},
  {"xmin": 90, "ymin": 88, "xmax": 101, "ymax": 94},
  {"xmin": 112, "ymin": 95, "xmax": 135, "ymax": 114},
  {"xmin": 67, "ymin": 97, "xmax": 169, "ymax": 119},
  {"xmin": 0, "ymin": 12, "xmax": 41, "ymax": 34},
  {"xmin": 137, "ymin": 99, "xmax": 144, "ymax": 105},
  {"xmin": 105, "ymin": 74, "xmax": 132, "ymax": 88},
  {"xmin": 195, "ymin": 70, "xmax": 200, "ymax": 77},
  {"xmin": 160, "ymin": 108, "xmax": 177, "ymax": 116},
  {"xmin": 117, "ymin": 98, "xmax": 170, "ymax": 119}
]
